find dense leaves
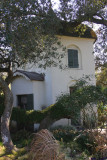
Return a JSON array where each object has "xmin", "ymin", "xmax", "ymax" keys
[
  {"xmin": 0, "ymin": 0, "xmax": 107, "ymax": 72},
  {"xmin": 0, "ymin": 86, "xmax": 106, "ymax": 125},
  {"xmin": 0, "ymin": 0, "xmax": 65, "ymax": 70}
]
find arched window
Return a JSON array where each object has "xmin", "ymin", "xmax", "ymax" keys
[
  {"xmin": 67, "ymin": 45, "xmax": 82, "ymax": 69},
  {"xmin": 68, "ymin": 49, "xmax": 79, "ymax": 68}
]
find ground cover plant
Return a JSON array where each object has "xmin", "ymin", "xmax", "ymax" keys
[
  {"xmin": 0, "ymin": 124, "xmax": 107, "ymax": 159},
  {"xmin": 51, "ymin": 125, "xmax": 107, "ymax": 160},
  {"xmin": 0, "ymin": 129, "xmax": 91, "ymax": 160},
  {"xmin": 0, "ymin": 84, "xmax": 107, "ymax": 159}
]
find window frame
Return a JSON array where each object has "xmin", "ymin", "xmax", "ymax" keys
[
  {"xmin": 68, "ymin": 49, "xmax": 79, "ymax": 68},
  {"xmin": 67, "ymin": 45, "xmax": 82, "ymax": 69}
]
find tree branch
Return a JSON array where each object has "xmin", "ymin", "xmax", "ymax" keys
[
  {"xmin": 91, "ymin": 17, "xmax": 107, "ymax": 26},
  {"xmin": 76, "ymin": 13, "xmax": 107, "ymax": 26},
  {"xmin": 5, "ymin": 69, "xmax": 13, "ymax": 84}
]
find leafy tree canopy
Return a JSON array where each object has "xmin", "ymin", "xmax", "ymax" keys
[
  {"xmin": 0, "ymin": 0, "xmax": 107, "ymax": 74},
  {"xmin": 0, "ymin": 0, "xmax": 65, "ymax": 73},
  {"xmin": 58, "ymin": 0, "xmax": 107, "ymax": 26}
]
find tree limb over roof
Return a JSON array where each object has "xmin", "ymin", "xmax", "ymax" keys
[{"xmin": 58, "ymin": 22, "xmax": 97, "ymax": 39}]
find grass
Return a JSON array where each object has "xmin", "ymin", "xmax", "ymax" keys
[
  {"xmin": 0, "ymin": 147, "xmax": 28, "ymax": 160},
  {"xmin": 0, "ymin": 130, "xmax": 32, "ymax": 160}
]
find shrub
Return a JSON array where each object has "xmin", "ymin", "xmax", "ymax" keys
[
  {"xmin": 0, "ymin": 85, "xmax": 106, "ymax": 129},
  {"xmin": 98, "ymin": 102, "xmax": 107, "ymax": 127},
  {"xmin": 51, "ymin": 126, "xmax": 78, "ymax": 142},
  {"xmin": 11, "ymin": 129, "xmax": 32, "ymax": 148},
  {"xmin": 12, "ymin": 129, "xmax": 31, "ymax": 141},
  {"xmin": 75, "ymin": 131, "xmax": 95, "ymax": 154}
]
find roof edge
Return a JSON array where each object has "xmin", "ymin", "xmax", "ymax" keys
[
  {"xmin": 13, "ymin": 71, "xmax": 30, "ymax": 81},
  {"xmin": 13, "ymin": 70, "xmax": 44, "ymax": 81}
]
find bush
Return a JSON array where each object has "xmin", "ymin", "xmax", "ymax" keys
[
  {"xmin": 51, "ymin": 126, "xmax": 78, "ymax": 142},
  {"xmin": 98, "ymin": 102, "xmax": 107, "ymax": 127},
  {"xmin": 11, "ymin": 129, "xmax": 32, "ymax": 148},
  {"xmin": 75, "ymin": 131, "xmax": 95, "ymax": 154},
  {"xmin": 0, "ymin": 85, "xmax": 106, "ymax": 128}
]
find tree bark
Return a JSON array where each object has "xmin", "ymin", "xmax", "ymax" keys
[{"xmin": 0, "ymin": 76, "xmax": 15, "ymax": 153}]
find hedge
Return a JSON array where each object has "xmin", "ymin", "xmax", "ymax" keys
[{"xmin": 0, "ymin": 86, "xmax": 107, "ymax": 125}]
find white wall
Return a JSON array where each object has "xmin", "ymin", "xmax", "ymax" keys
[
  {"xmin": 12, "ymin": 76, "xmax": 46, "ymax": 110},
  {"xmin": 12, "ymin": 76, "xmax": 33, "ymax": 107},
  {"xmin": 33, "ymin": 81, "xmax": 46, "ymax": 110},
  {"xmin": 12, "ymin": 36, "xmax": 96, "ymax": 111},
  {"xmin": 50, "ymin": 36, "xmax": 96, "ymax": 103}
]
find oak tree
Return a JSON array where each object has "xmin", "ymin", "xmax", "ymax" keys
[{"xmin": 0, "ymin": 0, "xmax": 106, "ymax": 152}]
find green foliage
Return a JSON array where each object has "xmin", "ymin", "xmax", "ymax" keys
[
  {"xmin": 98, "ymin": 102, "xmax": 107, "ymax": 127},
  {"xmin": 51, "ymin": 126, "xmax": 95, "ymax": 155},
  {"xmin": 11, "ymin": 130, "xmax": 32, "ymax": 148},
  {"xmin": 0, "ymin": 85, "xmax": 107, "ymax": 125},
  {"xmin": 75, "ymin": 132, "xmax": 95, "ymax": 153},
  {"xmin": 96, "ymin": 67, "xmax": 107, "ymax": 87},
  {"xmin": 0, "ymin": 145, "xmax": 28, "ymax": 159},
  {"xmin": 52, "ymin": 127, "xmax": 91, "ymax": 159},
  {"xmin": 0, "ymin": 0, "xmax": 65, "ymax": 71},
  {"xmin": 51, "ymin": 126, "xmax": 78, "ymax": 142},
  {"xmin": 1, "ymin": 0, "xmax": 106, "ymax": 71},
  {"xmin": 12, "ymin": 130, "xmax": 31, "ymax": 142},
  {"xmin": 82, "ymin": 112, "xmax": 97, "ymax": 129},
  {"xmin": 59, "ymin": 0, "xmax": 106, "ymax": 25},
  {"xmin": 11, "ymin": 108, "xmax": 45, "ymax": 124}
]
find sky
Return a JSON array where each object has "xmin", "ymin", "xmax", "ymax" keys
[{"xmin": 51, "ymin": 0, "xmax": 60, "ymax": 10}]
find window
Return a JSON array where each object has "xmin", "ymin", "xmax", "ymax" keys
[
  {"xmin": 17, "ymin": 94, "xmax": 34, "ymax": 131},
  {"xmin": 17, "ymin": 94, "xmax": 34, "ymax": 110},
  {"xmin": 68, "ymin": 49, "xmax": 79, "ymax": 68}
]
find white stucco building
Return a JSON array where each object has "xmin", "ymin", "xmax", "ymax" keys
[{"xmin": 12, "ymin": 25, "xmax": 96, "ymax": 115}]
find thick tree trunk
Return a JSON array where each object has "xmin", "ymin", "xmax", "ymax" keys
[{"xmin": 0, "ymin": 76, "xmax": 15, "ymax": 153}]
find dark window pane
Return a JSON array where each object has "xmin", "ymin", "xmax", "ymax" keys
[
  {"xmin": 27, "ymin": 94, "xmax": 34, "ymax": 110},
  {"xmin": 17, "ymin": 94, "xmax": 34, "ymax": 110},
  {"xmin": 17, "ymin": 94, "xmax": 34, "ymax": 131},
  {"xmin": 68, "ymin": 49, "xmax": 79, "ymax": 68}
]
